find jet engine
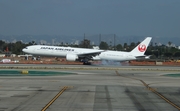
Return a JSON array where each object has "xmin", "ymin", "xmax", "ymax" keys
[{"xmin": 66, "ymin": 54, "xmax": 78, "ymax": 61}]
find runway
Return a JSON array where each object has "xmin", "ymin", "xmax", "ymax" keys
[{"xmin": 0, "ymin": 64, "xmax": 180, "ymax": 111}]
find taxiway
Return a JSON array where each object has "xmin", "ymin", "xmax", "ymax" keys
[{"xmin": 0, "ymin": 64, "xmax": 180, "ymax": 111}]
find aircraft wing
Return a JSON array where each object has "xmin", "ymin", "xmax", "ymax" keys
[{"xmin": 77, "ymin": 50, "xmax": 104, "ymax": 57}]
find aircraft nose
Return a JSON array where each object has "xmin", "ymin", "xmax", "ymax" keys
[
  {"xmin": 22, "ymin": 48, "xmax": 25, "ymax": 52},
  {"xmin": 22, "ymin": 48, "xmax": 27, "ymax": 53}
]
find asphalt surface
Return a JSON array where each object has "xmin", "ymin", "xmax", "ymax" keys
[{"xmin": 0, "ymin": 64, "xmax": 180, "ymax": 111}]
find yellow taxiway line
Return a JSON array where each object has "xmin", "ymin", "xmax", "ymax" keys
[
  {"xmin": 41, "ymin": 86, "xmax": 69, "ymax": 111},
  {"xmin": 115, "ymin": 71, "xmax": 180, "ymax": 110}
]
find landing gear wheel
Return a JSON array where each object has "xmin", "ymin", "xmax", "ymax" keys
[{"xmin": 83, "ymin": 62, "xmax": 91, "ymax": 65}]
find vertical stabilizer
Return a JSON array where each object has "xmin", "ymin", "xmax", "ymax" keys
[{"xmin": 130, "ymin": 37, "xmax": 152, "ymax": 56}]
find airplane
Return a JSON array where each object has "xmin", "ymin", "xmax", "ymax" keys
[{"xmin": 22, "ymin": 37, "xmax": 152, "ymax": 65}]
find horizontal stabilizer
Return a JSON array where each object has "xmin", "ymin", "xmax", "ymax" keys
[{"xmin": 136, "ymin": 55, "xmax": 151, "ymax": 59}]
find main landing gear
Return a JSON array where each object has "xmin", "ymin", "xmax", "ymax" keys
[
  {"xmin": 83, "ymin": 62, "xmax": 91, "ymax": 65},
  {"xmin": 81, "ymin": 58, "xmax": 91, "ymax": 65}
]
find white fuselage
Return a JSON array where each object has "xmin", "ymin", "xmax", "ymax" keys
[
  {"xmin": 22, "ymin": 45, "xmax": 136, "ymax": 61},
  {"xmin": 93, "ymin": 51, "xmax": 136, "ymax": 61}
]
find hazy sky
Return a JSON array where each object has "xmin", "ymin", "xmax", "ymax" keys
[{"xmin": 0, "ymin": 0, "xmax": 180, "ymax": 37}]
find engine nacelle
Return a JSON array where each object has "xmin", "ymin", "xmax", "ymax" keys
[{"xmin": 66, "ymin": 54, "xmax": 78, "ymax": 61}]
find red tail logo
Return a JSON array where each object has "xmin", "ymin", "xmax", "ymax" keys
[{"xmin": 138, "ymin": 44, "xmax": 146, "ymax": 52}]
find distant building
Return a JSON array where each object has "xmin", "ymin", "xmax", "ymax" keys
[
  {"xmin": 166, "ymin": 43, "xmax": 176, "ymax": 48},
  {"xmin": 74, "ymin": 40, "xmax": 79, "ymax": 45},
  {"xmin": 40, "ymin": 40, "xmax": 47, "ymax": 45},
  {"xmin": 0, "ymin": 54, "xmax": 5, "ymax": 57}
]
